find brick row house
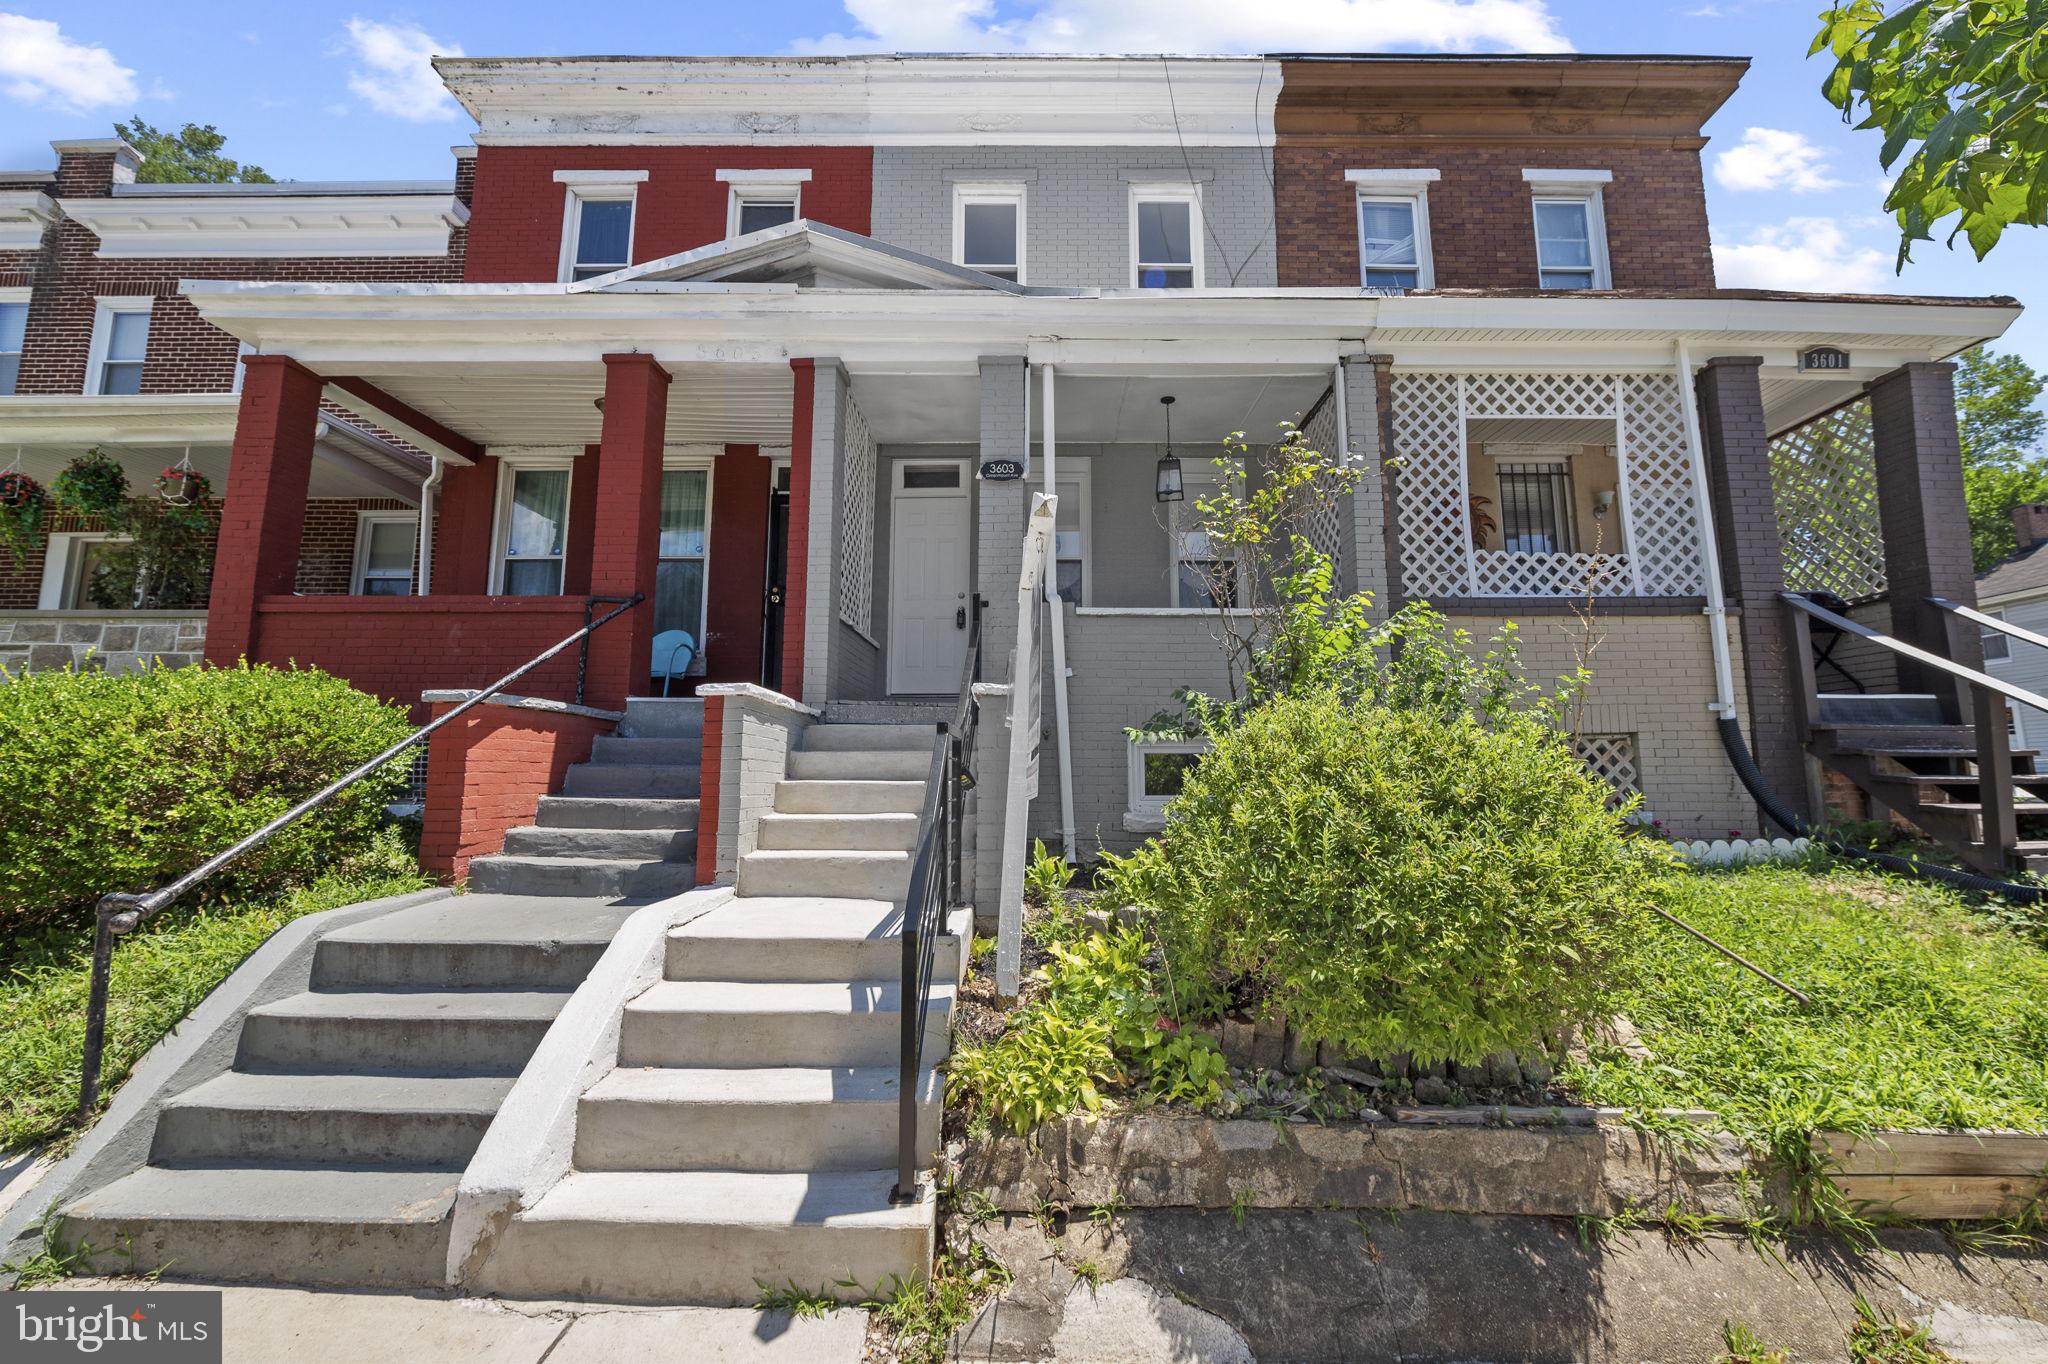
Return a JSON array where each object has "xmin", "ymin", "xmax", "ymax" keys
[{"xmin": 0, "ymin": 52, "xmax": 2024, "ymax": 870}]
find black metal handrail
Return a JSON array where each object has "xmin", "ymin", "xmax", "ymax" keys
[
  {"xmin": 892, "ymin": 594, "xmax": 983, "ymax": 1203},
  {"xmin": 74, "ymin": 592, "xmax": 645, "ymax": 1121}
]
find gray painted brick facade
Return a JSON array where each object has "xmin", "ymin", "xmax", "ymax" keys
[{"xmin": 870, "ymin": 147, "xmax": 1277, "ymax": 289}]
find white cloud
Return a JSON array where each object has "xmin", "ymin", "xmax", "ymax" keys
[
  {"xmin": 0, "ymin": 13, "xmax": 137, "ymax": 111},
  {"xmin": 794, "ymin": 0, "xmax": 1571, "ymax": 55},
  {"xmin": 342, "ymin": 18, "xmax": 461, "ymax": 121},
  {"xmin": 1712, "ymin": 217, "xmax": 1889, "ymax": 293},
  {"xmin": 1713, "ymin": 126, "xmax": 1842, "ymax": 194}
]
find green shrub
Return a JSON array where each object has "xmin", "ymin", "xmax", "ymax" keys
[
  {"xmin": 1108, "ymin": 684, "xmax": 1668, "ymax": 1067},
  {"xmin": 1023, "ymin": 838, "xmax": 1075, "ymax": 907},
  {"xmin": 0, "ymin": 662, "xmax": 414, "ymax": 943}
]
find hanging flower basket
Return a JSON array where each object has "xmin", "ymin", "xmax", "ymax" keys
[
  {"xmin": 0, "ymin": 470, "xmax": 43, "ymax": 512},
  {"xmin": 156, "ymin": 465, "xmax": 212, "ymax": 506},
  {"xmin": 53, "ymin": 448, "xmax": 130, "ymax": 516},
  {"xmin": 0, "ymin": 471, "xmax": 47, "ymax": 567}
]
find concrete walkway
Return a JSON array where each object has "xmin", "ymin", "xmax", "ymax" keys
[{"xmin": 52, "ymin": 1280, "xmax": 867, "ymax": 1362}]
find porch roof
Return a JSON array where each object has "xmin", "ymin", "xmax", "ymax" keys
[
  {"xmin": 180, "ymin": 277, "xmax": 2021, "ymax": 448},
  {"xmin": 574, "ymin": 221, "xmax": 1033, "ymax": 294}
]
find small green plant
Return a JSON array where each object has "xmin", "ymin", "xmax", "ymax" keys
[
  {"xmin": 1717, "ymin": 1319, "xmax": 1793, "ymax": 1364},
  {"xmin": 1068, "ymin": 1259, "xmax": 1106, "ymax": 1293},
  {"xmin": 960, "ymin": 1189, "xmax": 1001, "ymax": 1227},
  {"xmin": 1024, "ymin": 839, "xmax": 1076, "ymax": 907},
  {"xmin": 1227, "ymin": 1183, "xmax": 1255, "ymax": 1229},
  {"xmin": 1087, "ymin": 1194, "xmax": 1126, "ymax": 1238},
  {"xmin": 865, "ymin": 1244, "xmax": 1013, "ymax": 1364},
  {"xmin": 1574, "ymin": 1201, "xmax": 1646, "ymax": 1249},
  {"xmin": 970, "ymin": 934, "xmax": 997, "ymax": 965},
  {"xmin": 1847, "ymin": 1292, "xmax": 1952, "ymax": 1363},
  {"xmin": 1, "ymin": 1204, "xmax": 94, "ymax": 1286},
  {"xmin": 1662, "ymin": 1201, "xmax": 1712, "ymax": 1246},
  {"xmin": 947, "ymin": 1004, "xmax": 1116, "ymax": 1136},
  {"xmin": 752, "ymin": 1280, "xmax": 840, "ymax": 1318}
]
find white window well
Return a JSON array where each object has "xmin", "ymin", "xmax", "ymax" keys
[
  {"xmin": 953, "ymin": 184, "xmax": 1025, "ymax": 282},
  {"xmin": 353, "ymin": 513, "xmax": 419, "ymax": 596},
  {"xmin": 1523, "ymin": 170, "xmax": 1611, "ymax": 291},
  {"xmin": 1130, "ymin": 185, "xmax": 1201, "ymax": 289},
  {"xmin": 554, "ymin": 172, "xmax": 645, "ymax": 283},
  {"xmin": 86, "ymin": 297, "xmax": 152, "ymax": 396},
  {"xmin": 721, "ymin": 169, "xmax": 811, "ymax": 239},
  {"xmin": 492, "ymin": 460, "xmax": 573, "ymax": 595},
  {"xmin": 1346, "ymin": 170, "xmax": 1437, "ymax": 292},
  {"xmin": 1127, "ymin": 739, "xmax": 1206, "ymax": 825}
]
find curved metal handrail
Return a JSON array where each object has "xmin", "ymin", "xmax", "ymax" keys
[{"xmin": 74, "ymin": 593, "xmax": 645, "ymax": 1120}]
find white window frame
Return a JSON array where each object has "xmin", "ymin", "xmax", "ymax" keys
[
  {"xmin": 553, "ymin": 170, "xmax": 648, "ymax": 284},
  {"xmin": 1051, "ymin": 457, "xmax": 1092, "ymax": 606},
  {"xmin": 1128, "ymin": 183, "xmax": 1204, "ymax": 289},
  {"xmin": 488, "ymin": 453, "xmax": 576, "ymax": 595},
  {"xmin": 38, "ymin": 531, "xmax": 125, "ymax": 609},
  {"xmin": 1169, "ymin": 467, "xmax": 1243, "ymax": 609},
  {"xmin": 1981, "ymin": 609, "xmax": 2012, "ymax": 664},
  {"xmin": 1127, "ymin": 738, "xmax": 1208, "ymax": 821},
  {"xmin": 0, "ymin": 287, "xmax": 27, "ymax": 397},
  {"xmin": 1346, "ymin": 169, "xmax": 1438, "ymax": 291},
  {"xmin": 658, "ymin": 454, "xmax": 717, "ymax": 669},
  {"xmin": 84, "ymin": 296, "xmax": 153, "ymax": 396},
  {"xmin": 352, "ymin": 511, "xmax": 420, "ymax": 595},
  {"xmin": 227, "ymin": 339, "xmax": 254, "ymax": 395},
  {"xmin": 952, "ymin": 182, "xmax": 1027, "ymax": 283},
  {"xmin": 720, "ymin": 168, "xmax": 812, "ymax": 239},
  {"xmin": 1522, "ymin": 169, "xmax": 1612, "ymax": 291}
]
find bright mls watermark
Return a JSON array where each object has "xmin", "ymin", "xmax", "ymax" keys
[{"xmin": 9, "ymin": 1292, "xmax": 221, "ymax": 1362}]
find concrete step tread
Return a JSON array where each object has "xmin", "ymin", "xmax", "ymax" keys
[
  {"xmin": 803, "ymin": 725, "xmax": 944, "ymax": 753},
  {"xmin": 674, "ymin": 897, "xmax": 908, "ymax": 942},
  {"xmin": 63, "ymin": 1164, "xmax": 460, "ymax": 1226},
  {"xmin": 522, "ymin": 1169, "xmax": 929, "ymax": 1229},
  {"xmin": 252, "ymin": 989, "xmax": 572, "ymax": 1023},
  {"xmin": 535, "ymin": 796, "xmax": 700, "ymax": 829},
  {"xmin": 788, "ymin": 750, "xmax": 932, "ymax": 781},
  {"xmin": 319, "ymin": 896, "xmax": 636, "ymax": 948},
  {"xmin": 590, "ymin": 737, "xmax": 703, "ymax": 765},
  {"xmin": 165, "ymin": 1071, "xmax": 514, "ymax": 1116},
  {"xmin": 587, "ymin": 1065, "xmax": 939, "ymax": 1106},
  {"xmin": 467, "ymin": 854, "xmax": 692, "ymax": 873},
  {"xmin": 629, "ymin": 978, "xmax": 954, "ymax": 1017},
  {"xmin": 741, "ymin": 849, "xmax": 911, "ymax": 865}
]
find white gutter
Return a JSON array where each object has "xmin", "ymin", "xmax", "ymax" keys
[
  {"xmin": 417, "ymin": 456, "xmax": 444, "ymax": 596},
  {"xmin": 1675, "ymin": 340, "xmax": 1739, "ymax": 720}
]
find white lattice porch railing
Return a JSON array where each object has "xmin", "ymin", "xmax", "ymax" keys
[
  {"xmin": 1390, "ymin": 370, "xmax": 1708, "ymax": 600},
  {"xmin": 1769, "ymin": 398, "xmax": 1885, "ymax": 602},
  {"xmin": 1297, "ymin": 386, "xmax": 1348, "ymax": 593},
  {"xmin": 837, "ymin": 390, "xmax": 876, "ymax": 634}
]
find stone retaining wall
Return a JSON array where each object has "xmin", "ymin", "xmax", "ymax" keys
[{"xmin": 0, "ymin": 611, "xmax": 206, "ymax": 675}]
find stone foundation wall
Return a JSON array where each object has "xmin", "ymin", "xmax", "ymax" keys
[{"xmin": 0, "ymin": 611, "xmax": 206, "ymax": 675}]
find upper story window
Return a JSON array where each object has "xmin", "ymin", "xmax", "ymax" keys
[
  {"xmin": 554, "ymin": 170, "xmax": 647, "ymax": 283},
  {"xmin": 1523, "ymin": 170, "xmax": 1612, "ymax": 290},
  {"xmin": 0, "ymin": 295, "xmax": 25, "ymax": 395},
  {"xmin": 1130, "ymin": 185, "xmax": 1201, "ymax": 289},
  {"xmin": 720, "ymin": 168, "xmax": 812, "ymax": 238},
  {"xmin": 954, "ymin": 183, "xmax": 1025, "ymax": 283},
  {"xmin": 86, "ymin": 297, "xmax": 151, "ymax": 395},
  {"xmin": 1346, "ymin": 170, "xmax": 1439, "ymax": 292}
]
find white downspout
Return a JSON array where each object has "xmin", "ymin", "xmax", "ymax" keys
[
  {"xmin": 1039, "ymin": 363, "xmax": 1078, "ymax": 860},
  {"xmin": 1332, "ymin": 360, "xmax": 1350, "ymax": 463},
  {"xmin": 1675, "ymin": 341, "xmax": 1738, "ymax": 719},
  {"xmin": 416, "ymin": 456, "xmax": 443, "ymax": 597}
]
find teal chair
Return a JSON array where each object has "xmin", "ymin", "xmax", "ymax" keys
[{"xmin": 650, "ymin": 629, "xmax": 697, "ymax": 696}]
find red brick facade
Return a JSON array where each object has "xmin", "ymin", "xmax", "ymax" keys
[
  {"xmin": 419, "ymin": 697, "xmax": 612, "ymax": 879},
  {"xmin": 463, "ymin": 145, "xmax": 873, "ymax": 282}
]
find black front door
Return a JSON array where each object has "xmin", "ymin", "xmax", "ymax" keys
[{"xmin": 761, "ymin": 482, "xmax": 790, "ymax": 691}]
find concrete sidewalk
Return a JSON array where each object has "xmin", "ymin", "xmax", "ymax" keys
[{"xmin": 53, "ymin": 1279, "xmax": 868, "ymax": 1363}]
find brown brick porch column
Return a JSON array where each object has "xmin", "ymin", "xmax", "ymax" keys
[
  {"xmin": 1869, "ymin": 361, "xmax": 1980, "ymax": 705},
  {"xmin": 1696, "ymin": 355, "xmax": 1808, "ymax": 822}
]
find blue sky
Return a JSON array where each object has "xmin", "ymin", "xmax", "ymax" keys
[{"xmin": 4, "ymin": 1, "xmax": 2041, "ymax": 401}]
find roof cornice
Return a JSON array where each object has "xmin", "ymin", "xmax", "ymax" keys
[
  {"xmin": 0, "ymin": 190, "xmax": 55, "ymax": 251},
  {"xmin": 435, "ymin": 55, "xmax": 1281, "ymax": 147},
  {"xmin": 58, "ymin": 194, "xmax": 470, "ymax": 260}
]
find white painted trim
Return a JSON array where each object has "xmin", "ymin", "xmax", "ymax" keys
[
  {"xmin": 38, "ymin": 532, "xmax": 115, "ymax": 609},
  {"xmin": 1529, "ymin": 190, "xmax": 1611, "ymax": 291},
  {"xmin": 1355, "ymin": 186, "xmax": 1435, "ymax": 292},
  {"xmin": 725, "ymin": 179, "xmax": 806, "ymax": 239},
  {"xmin": 0, "ymin": 190, "xmax": 54, "ymax": 250},
  {"xmin": 952, "ymin": 182, "xmax": 1027, "ymax": 285},
  {"xmin": 552, "ymin": 168, "xmax": 648, "ymax": 184},
  {"xmin": 1346, "ymin": 168, "xmax": 1441, "ymax": 187},
  {"xmin": 557, "ymin": 181, "xmax": 640, "ymax": 283},
  {"xmin": 1127, "ymin": 737, "xmax": 1208, "ymax": 819},
  {"xmin": 1522, "ymin": 168, "xmax": 1615, "ymax": 187},
  {"xmin": 1127, "ymin": 182, "xmax": 1205, "ymax": 290},
  {"xmin": 61, "ymin": 195, "xmax": 467, "ymax": 259},
  {"xmin": 351, "ymin": 510, "xmax": 420, "ymax": 595},
  {"xmin": 715, "ymin": 168, "xmax": 814, "ymax": 184},
  {"xmin": 84, "ymin": 296, "xmax": 152, "ymax": 396},
  {"xmin": 1050, "ymin": 456, "xmax": 1093, "ymax": 607},
  {"xmin": 488, "ymin": 454, "xmax": 575, "ymax": 595}
]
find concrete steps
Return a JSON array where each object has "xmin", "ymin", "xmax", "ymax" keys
[
  {"xmin": 467, "ymin": 854, "xmax": 697, "ymax": 899},
  {"xmin": 535, "ymin": 795, "xmax": 698, "ymax": 830},
  {"xmin": 501, "ymin": 825, "xmax": 694, "ymax": 860},
  {"xmin": 619, "ymin": 978, "xmax": 953, "ymax": 1069},
  {"xmin": 667, "ymin": 897, "xmax": 957, "ymax": 983},
  {"xmin": 755, "ymin": 811, "xmax": 919, "ymax": 852},
  {"xmin": 57, "ymin": 896, "xmax": 637, "ymax": 1287},
  {"xmin": 789, "ymin": 749, "xmax": 930, "ymax": 782},
  {"xmin": 736, "ymin": 848, "xmax": 912, "ymax": 901},
  {"xmin": 773, "ymin": 779, "xmax": 925, "ymax": 815}
]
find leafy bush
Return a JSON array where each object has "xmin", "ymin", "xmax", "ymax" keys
[
  {"xmin": 0, "ymin": 662, "xmax": 414, "ymax": 942},
  {"xmin": 1023, "ymin": 838, "xmax": 1074, "ymax": 907},
  {"xmin": 1107, "ymin": 608, "xmax": 1666, "ymax": 1066}
]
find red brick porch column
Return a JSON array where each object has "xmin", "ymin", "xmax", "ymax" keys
[
  {"xmin": 583, "ymin": 353, "xmax": 670, "ymax": 710},
  {"xmin": 205, "ymin": 355, "xmax": 324, "ymax": 666},
  {"xmin": 1696, "ymin": 355, "xmax": 1808, "ymax": 822},
  {"xmin": 782, "ymin": 359, "xmax": 816, "ymax": 698},
  {"xmin": 1869, "ymin": 361, "xmax": 1980, "ymax": 701}
]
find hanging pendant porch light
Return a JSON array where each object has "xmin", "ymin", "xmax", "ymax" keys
[{"xmin": 1154, "ymin": 395, "xmax": 1183, "ymax": 503}]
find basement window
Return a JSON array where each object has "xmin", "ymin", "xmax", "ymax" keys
[{"xmin": 1126, "ymin": 739, "xmax": 1206, "ymax": 829}]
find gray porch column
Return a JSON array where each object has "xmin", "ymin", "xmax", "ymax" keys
[
  {"xmin": 1339, "ymin": 354, "xmax": 1393, "ymax": 615},
  {"xmin": 1869, "ymin": 361, "xmax": 1981, "ymax": 700},
  {"xmin": 972, "ymin": 355, "xmax": 1029, "ymax": 914},
  {"xmin": 800, "ymin": 358, "xmax": 847, "ymax": 706},
  {"xmin": 1696, "ymin": 355, "xmax": 1807, "ymax": 821}
]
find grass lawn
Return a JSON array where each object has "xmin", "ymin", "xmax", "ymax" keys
[
  {"xmin": 1, "ymin": 838, "xmax": 430, "ymax": 1154},
  {"xmin": 1562, "ymin": 862, "xmax": 2048, "ymax": 1147}
]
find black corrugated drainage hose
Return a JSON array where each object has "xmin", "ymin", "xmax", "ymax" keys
[{"xmin": 1716, "ymin": 714, "xmax": 2045, "ymax": 903}]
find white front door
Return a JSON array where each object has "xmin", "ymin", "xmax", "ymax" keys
[{"xmin": 888, "ymin": 460, "xmax": 971, "ymax": 694}]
